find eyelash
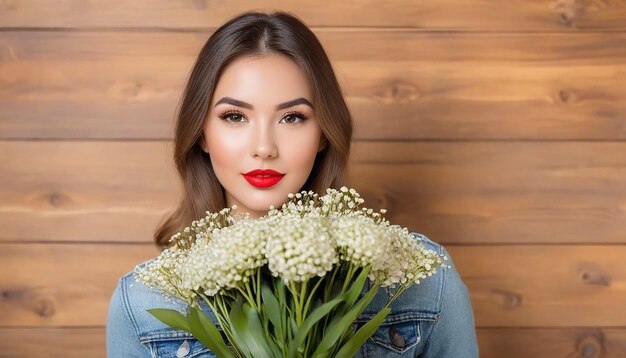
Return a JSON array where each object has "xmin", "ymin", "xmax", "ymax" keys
[{"xmin": 218, "ymin": 109, "xmax": 309, "ymax": 124}]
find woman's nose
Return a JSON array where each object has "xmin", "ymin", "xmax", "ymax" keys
[{"xmin": 252, "ymin": 125, "xmax": 278, "ymax": 159}]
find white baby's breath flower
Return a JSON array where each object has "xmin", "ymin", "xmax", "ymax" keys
[
  {"xmin": 329, "ymin": 215, "xmax": 391, "ymax": 272},
  {"xmin": 370, "ymin": 226, "xmax": 444, "ymax": 287},
  {"xmin": 181, "ymin": 218, "xmax": 269, "ymax": 296},
  {"xmin": 265, "ymin": 213, "xmax": 338, "ymax": 283},
  {"xmin": 270, "ymin": 190, "xmax": 320, "ymax": 217},
  {"xmin": 135, "ymin": 187, "xmax": 444, "ymax": 304},
  {"xmin": 319, "ymin": 188, "xmax": 364, "ymax": 216},
  {"xmin": 134, "ymin": 243, "xmax": 195, "ymax": 303}
]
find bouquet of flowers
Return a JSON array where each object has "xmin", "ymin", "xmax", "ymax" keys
[{"xmin": 134, "ymin": 187, "xmax": 447, "ymax": 358}]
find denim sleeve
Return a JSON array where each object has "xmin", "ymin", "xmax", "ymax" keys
[
  {"xmin": 421, "ymin": 246, "xmax": 479, "ymax": 358},
  {"xmin": 106, "ymin": 275, "xmax": 151, "ymax": 358}
]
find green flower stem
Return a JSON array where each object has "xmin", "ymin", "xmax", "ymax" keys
[
  {"xmin": 252, "ymin": 269, "xmax": 270, "ymax": 335},
  {"xmin": 301, "ymin": 276, "xmax": 325, "ymax": 355},
  {"xmin": 256, "ymin": 269, "xmax": 261, "ymax": 308},
  {"xmin": 321, "ymin": 263, "xmax": 354, "ymax": 330},
  {"xmin": 275, "ymin": 279, "xmax": 288, "ymax": 350},
  {"xmin": 199, "ymin": 295, "xmax": 220, "ymax": 323},
  {"xmin": 324, "ymin": 264, "xmax": 340, "ymax": 301},
  {"xmin": 289, "ymin": 282, "xmax": 299, "ymax": 325},
  {"xmin": 342, "ymin": 263, "xmax": 356, "ymax": 292},
  {"xmin": 288, "ymin": 281, "xmax": 304, "ymax": 325},
  {"xmin": 306, "ymin": 310, "xmax": 321, "ymax": 356},
  {"xmin": 300, "ymin": 280, "xmax": 307, "ymax": 319},
  {"xmin": 246, "ymin": 280, "xmax": 255, "ymax": 308},
  {"xmin": 320, "ymin": 265, "xmax": 341, "ymax": 337},
  {"xmin": 157, "ymin": 266, "xmax": 187, "ymax": 301},
  {"xmin": 298, "ymin": 279, "xmax": 310, "ymax": 354},
  {"xmin": 215, "ymin": 295, "xmax": 236, "ymax": 347},
  {"xmin": 235, "ymin": 284, "xmax": 255, "ymax": 309},
  {"xmin": 199, "ymin": 294, "xmax": 240, "ymax": 358},
  {"xmin": 383, "ymin": 284, "xmax": 410, "ymax": 310},
  {"xmin": 302, "ymin": 276, "xmax": 324, "ymax": 318}
]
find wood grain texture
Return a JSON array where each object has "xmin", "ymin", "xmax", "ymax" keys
[
  {"xmin": 1, "ymin": 243, "xmax": 625, "ymax": 328},
  {"xmin": 476, "ymin": 327, "xmax": 626, "ymax": 358},
  {"xmin": 1, "ymin": 327, "xmax": 626, "ymax": 357},
  {"xmin": 0, "ymin": 141, "xmax": 179, "ymax": 243},
  {"xmin": 0, "ymin": 327, "xmax": 106, "ymax": 358},
  {"xmin": 2, "ymin": 141, "xmax": 624, "ymax": 244},
  {"xmin": 446, "ymin": 245, "xmax": 626, "ymax": 328},
  {"xmin": 1, "ymin": 0, "xmax": 625, "ymax": 30},
  {"xmin": 1, "ymin": 1, "xmax": 624, "ymax": 356},
  {"xmin": 2, "ymin": 31, "xmax": 626, "ymax": 139},
  {"xmin": 0, "ymin": 243, "xmax": 159, "ymax": 327}
]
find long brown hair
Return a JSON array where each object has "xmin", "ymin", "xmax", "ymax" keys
[{"xmin": 154, "ymin": 11, "xmax": 353, "ymax": 247}]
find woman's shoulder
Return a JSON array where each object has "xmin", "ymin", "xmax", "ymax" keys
[
  {"xmin": 110, "ymin": 259, "xmax": 190, "ymax": 336},
  {"xmin": 108, "ymin": 260, "xmax": 218, "ymax": 357},
  {"xmin": 361, "ymin": 231, "xmax": 460, "ymax": 316},
  {"xmin": 407, "ymin": 231, "xmax": 470, "ymax": 310},
  {"xmin": 376, "ymin": 231, "xmax": 469, "ymax": 315},
  {"xmin": 352, "ymin": 231, "xmax": 472, "ymax": 356},
  {"xmin": 410, "ymin": 231, "xmax": 446, "ymax": 256}
]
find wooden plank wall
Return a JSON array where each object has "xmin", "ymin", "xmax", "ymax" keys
[{"xmin": 1, "ymin": 1, "xmax": 625, "ymax": 357}]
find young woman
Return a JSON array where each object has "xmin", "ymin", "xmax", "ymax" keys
[{"xmin": 106, "ymin": 11, "xmax": 478, "ymax": 357}]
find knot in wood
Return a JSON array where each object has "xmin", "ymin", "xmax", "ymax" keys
[
  {"xmin": 375, "ymin": 81, "xmax": 419, "ymax": 104},
  {"xmin": 577, "ymin": 329, "xmax": 604, "ymax": 358},
  {"xmin": 578, "ymin": 263, "xmax": 611, "ymax": 287},
  {"xmin": 34, "ymin": 297, "xmax": 56, "ymax": 317},
  {"xmin": 556, "ymin": 0, "xmax": 583, "ymax": 27},
  {"xmin": 491, "ymin": 288, "xmax": 522, "ymax": 309}
]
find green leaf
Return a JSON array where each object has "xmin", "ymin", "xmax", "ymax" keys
[
  {"xmin": 294, "ymin": 295, "xmax": 344, "ymax": 348},
  {"xmin": 274, "ymin": 278, "xmax": 287, "ymax": 306},
  {"xmin": 334, "ymin": 308, "xmax": 391, "ymax": 358},
  {"xmin": 229, "ymin": 299, "xmax": 275, "ymax": 357},
  {"xmin": 266, "ymin": 338, "xmax": 283, "ymax": 358},
  {"xmin": 242, "ymin": 304, "xmax": 275, "ymax": 357},
  {"xmin": 147, "ymin": 308, "xmax": 191, "ymax": 333},
  {"xmin": 229, "ymin": 300, "xmax": 253, "ymax": 357},
  {"xmin": 312, "ymin": 284, "xmax": 381, "ymax": 356},
  {"xmin": 311, "ymin": 352, "xmax": 331, "ymax": 358},
  {"xmin": 261, "ymin": 282, "xmax": 284, "ymax": 339},
  {"xmin": 187, "ymin": 306, "xmax": 235, "ymax": 358},
  {"xmin": 342, "ymin": 266, "xmax": 371, "ymax": 309},
  {"xmin": 290, "ymin": 316, "xmax": 298, "ymax": 336},
  {"xmin": 286, "ymin": 317, "xmax": 300, "ymax": 358}
]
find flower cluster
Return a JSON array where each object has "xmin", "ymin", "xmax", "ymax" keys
[
  {"xmin": 135, "ymin": 187, "xmax": 446, "ymax": 302},
  {"xmin": 133, "ymin": 242, "xmax": 193, "ymax": 303},
  {"xmin": 329, "ymin": 214, "xmax": 391, "ymax": 270},
  {"xmin": 183, "ymin": 218, "xmax": 269, "ymax": 296},
  {"xmin": 265, "ymin": 213, "xmax": 338, "ymax": 283},
  {"xmin": 133, "ymin": 206, "xmax": 239, "ymax": 303}
]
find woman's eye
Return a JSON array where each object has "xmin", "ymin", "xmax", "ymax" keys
[
  {"xmin": 220, "ymin": 112, "xmax": 246, "ymax": 123},
  {"xmin": 219, "ymin": 111, "xmax": 307, "ymax": 124},
  {"xmin": 280, "ymin": 113, "xmax": 307, "ymax": 124}
]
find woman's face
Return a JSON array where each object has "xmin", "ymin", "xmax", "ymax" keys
[{"xmin": 201, "ymin": 54, "xmax": 325, "ymax": 219}]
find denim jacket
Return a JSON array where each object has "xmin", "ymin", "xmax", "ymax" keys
[{"xmin": 106, "ymin": 233, "xmax": 479, "ymax": 357}]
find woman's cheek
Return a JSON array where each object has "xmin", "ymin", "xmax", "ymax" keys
[
  {"xmin": 283, "ymin": 130, "xmax": 320, "ymax": 170},
  {"xmin": 207, "ymin": 127, "xmax": 246, "ymax": 164}
]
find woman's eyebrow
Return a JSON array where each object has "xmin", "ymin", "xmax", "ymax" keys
[
  {"xmin": 276, "ymin": 98, "xmax": 313, "ymax": 110},
  {"xmin": 214, "ymin": 97, "xmax": 313, "ymax": 110}
]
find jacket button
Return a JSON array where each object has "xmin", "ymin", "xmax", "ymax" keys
[
  {"xmin": 389, "ymin": 325, "xmax": 405, "ymax": 349},
  {"xmin": 176, "ymin": 339, "xmax": 190, "ymax": 357}
]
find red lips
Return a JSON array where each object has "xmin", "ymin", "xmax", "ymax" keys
[{"xmin": 242, "ymin": 169, "xmax": 285, "ymax": 188}]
